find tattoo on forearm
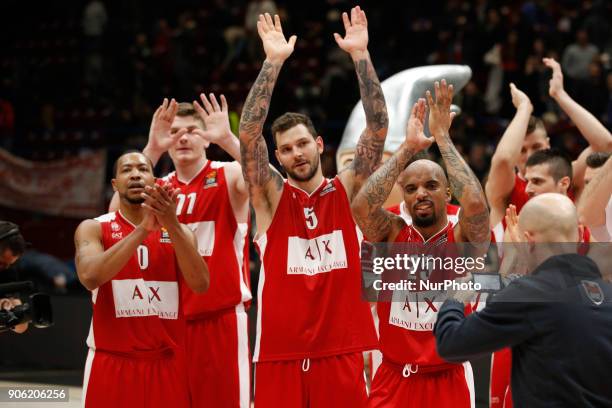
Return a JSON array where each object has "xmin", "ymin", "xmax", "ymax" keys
[
  {"xmin": 351, "ymin": 135, "xmax": 385, "ymax": 177},
  {"xmin": 363, "ymin": 147, "xmax": 413, "ymax": 209},
  {"xmin": 240, "ymin": 61, "xmax": 281, "ymax": 137},
  {"xmin": 350, "ymin": 58, "xmax": 389, "ymax": 183},
  {"xmin": 355, "ymin": 59, "xmax": 388, "ymax": 134},
  {"xmin": 239, "ymin": 61, "xmax": 282, "ymax": 191},
  {"xmin": 354, "ymin": 147, "xmax": 414, "ymax": 240},
  {"xmin": 437, "ymin": 134, "xmax": 485, "ymax": 202},
  {"xmin": 459, "ymin": 209, "xmax": 490, "ymax": 244},
  {"xmin": 437, "ymin": 133, "xmax": 489, "ymax": 242}
]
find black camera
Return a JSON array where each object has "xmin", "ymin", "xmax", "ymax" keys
[{"xmin": 0, "ymin": 281, "xmax": 53, "ymax": 329}]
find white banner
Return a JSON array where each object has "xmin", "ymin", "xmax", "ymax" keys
[{"xmin": 0, "ymin": 148, "xmax": 106, "ymax": 218}]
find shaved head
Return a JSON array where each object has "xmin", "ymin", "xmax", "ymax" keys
[
  {"xmin": 519, "ymin": 193, "xmax": 579, "ymax": 242},
  {"xmin": 400, "ymin": 160, "xmax": 448, "ymax": 187}
]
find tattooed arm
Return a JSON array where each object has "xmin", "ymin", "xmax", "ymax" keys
[
  {"xmin": 334, "ymin": 6, "xmax": 389, "ymax": 199},
  {"xmin": 426, "ymin": 80, "xmax": 490, "ymax": 246},
  {"xmin": 351, "ymin": 99, "xmax": 432, "ymax": 242},
  {"xmin": 239, "ymin": 14, "xmax": 296, "ymax": 235},
  {"xmin": 74, "ymin": 211, "xmax": 158, "ymax": 290}
]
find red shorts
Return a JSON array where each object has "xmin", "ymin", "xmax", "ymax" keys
[
  {"xmin": 368, "ymin": 360, "xmax": 474, "ymax": 408},
  {"xmin": 82, "ymin": 348, "xmax": 189, "ymax": 408},
  {"xmin": 255, "ymin": 352, "xmax": 368, "ymax": 408},
  {"xmin": 490, "ymin": 348, "xmax": 513, "ymax": 408},
  {"xmin": 186, "ymin": 304, "xmax": 251, "ymax": 408}
]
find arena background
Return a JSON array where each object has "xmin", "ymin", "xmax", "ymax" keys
[{"xmin": 0, "ymin": 0, "xmax": 611, "ymax": 406}]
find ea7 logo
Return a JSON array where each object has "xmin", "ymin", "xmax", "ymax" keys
[{"xmin": 287, "ymin": 231, "xmax": 348, "ymax": 275}]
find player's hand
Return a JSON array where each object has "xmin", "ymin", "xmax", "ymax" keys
[
  {"xmin": 141, "ymin": 183, "xmax": 180, "ymax": 229},
  {"xmin": 404, "ymin": 98, "xmax": 433, "ymax": 152},
  {"xmin": 0, "ymin": 298, "xmax": 28, "ymax": 334},
  {"xmin": 140, "ymin": 206, "xmax": 161, "ymax": 232},
  {"xmin": 504, "ymin": 204, "xmax": 525, "ymax": 243},
  {"xmin": 333, "ymin": 6, "xmax": 368, "ymax": 59},
  {"xmin": 192, "ymin": 93, "xmax": 233, "ymax": 145},
  {"xmin": 509, "ymin": 83, "xmax": 532, "ymax": 111},
  {"xmin": 258, "ymin": 13, "xmax": 297, "ymax": 64},
  {"xmin": 542, "ymin": 57, "xmax": 565, "ymax": 99},
  {"xmin": 146, "ymin": 98, "xmax": 187, "ymax": 155},
  {"xmin": 426, "ymin": 79, "xmax": 456, "ymax": 139}
]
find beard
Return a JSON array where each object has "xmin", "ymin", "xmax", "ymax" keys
[
  {"xmin": 413, "ymin": 212, "xmax": 437, "ymax": 228},
  {"xmin": 285, "ymin": 155, "xmax": 320, "ymax": 182},
  {"xmin": 121, "ymin": 192, "xmax": 145, "ymax": 205},
  {"xmin": 411, "ymin": 200, "xmax": 438, "ymax": 228}
]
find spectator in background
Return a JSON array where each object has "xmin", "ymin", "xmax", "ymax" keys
[
  {"xmin": 244, "ymin": 0, "xmax": 278, "ymax": 59},
  {"xmin": 562, "ymin": 29, "xmax": 599, "ymax": 83},
  {"xmin": 82, "ymin": 0, "xmax": 108, "ymax": 47}
]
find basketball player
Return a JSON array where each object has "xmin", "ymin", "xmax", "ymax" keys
[
  {"xmin": 239, "ymin": 8, "xmax": 386, "ymax": 407},
  {"xmin": 75, "ymin": 151, "xmax": 209, "ymax": 408},
  {"xmin": 578, "ymin": 153, "xmax": 611, "ymax": 242},
  {"xmin": 352, "ymin": 81, "xmax": 490, "ymax": 407},
  {"xmin": 137, "ymin": 95, "xmax": 252, "ymax": 408},
  {"xmin": 486, "ymin": 57, "xmax": 612, "ymax": 231}
]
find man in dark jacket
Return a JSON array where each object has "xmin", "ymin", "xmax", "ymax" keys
[{"xmin": 434, "ymin": 193, "xmax": 612, "ymax": 407}]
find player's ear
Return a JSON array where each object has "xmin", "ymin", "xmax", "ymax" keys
[
  {"xmin": 111, "ymin": 178, "xmax": 118, "ymax": 192},
  {"xmin": 559, "ymin": 176, "xmax": 571, "ymax": 193},
  {"xmin": 315, "ymin": 136, "xmax": 324, "ymax": 154},
  {"xmin": 274, "ymin": 149, "xmax": 282, "ymax": 166},
  {"xmin": 446, "ymin": 187, "xmax": 452, "ymax": 203}
]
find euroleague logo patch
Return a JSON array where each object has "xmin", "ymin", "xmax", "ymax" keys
[
  {"xmin": 581, "ymin": 280, "xmax": 604, "ymax": 305},
  {"xmin": 160, "ymin": 228, "xmax": 172, "ymax": 244},
  {"xmin": 204, "ymin": 170, "xmax": 218, "ymax": 189}
]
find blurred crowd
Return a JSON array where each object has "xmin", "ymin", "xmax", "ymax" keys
[{"xmin": 1, "ymin": 0, "xmax": 611, "ymax": 177}]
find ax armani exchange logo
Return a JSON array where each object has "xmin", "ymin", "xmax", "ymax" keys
[
  {"xmin": 112, "ymin": 279, "xmax": 179, "ymax": 319},
  {"xmin": 286, "ymin": 230, "xmax": 348, "ymax": 276}
]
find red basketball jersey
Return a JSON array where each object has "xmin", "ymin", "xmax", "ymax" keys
[
  {"xmin": 387, "ymin": 202, "xmax": 461, "ymax": 226},
  {"xmin": 377, "ymin": 221, "xmax": 473, "ymax": 367},
  {"xmin": 162, "ymin": 161, "xmax": 251, "ymax": 318},
  {"xmin": 253, "ymin": 177, "xmax": 378, "ymax": 362},
  {"xmin": 87, "ymin": 211, "xmax": 185, "ymax": 356}
]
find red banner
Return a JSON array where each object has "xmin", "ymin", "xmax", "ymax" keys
[{"xmin": 0, "ymin": 149, "xmax": 106, "ymax": 218}]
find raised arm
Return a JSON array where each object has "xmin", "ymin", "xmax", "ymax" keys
[
  {"xmin": 427, "ymin": 80, "xmax": 490, "ymax": 245},
  {"xmin": 334, "ymin": 6, "xmax": 389, "ymax": 198},
  {"xmin": 239, "ymin": 13, "xmax": 296, "ymax": 234},
  {"xmin": 544, "ymin": 58, "xmax": 612, "ymax": 153},
  {"xmin": 193, "ymin": 93, "xmax": 241, "ymax": 162},
  {"xmin": 75, "ymin": 213, "xmax": 157, "ymax": 291},
  {"xmin": 351, "ymin": 99, "xmax": 431, "ymax": 242},
  {"xmin": 193, "ymin": 93, "xmax": 248, "ymax": 198},
  {"xmin": 485, "ymin": 83, "xmax": 533, "ymax": 227},
  {"xmin": 578, "ymin": 155, "xmax": 612, "ymax": 229},
  {"xmin": 143, "ymin": 98, "xmax": 186, "ymax": 166}
]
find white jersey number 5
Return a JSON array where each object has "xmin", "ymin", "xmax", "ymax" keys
[{"xmin": 304, "ymin": 207, "xmax": 318, "ymax": 230}]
